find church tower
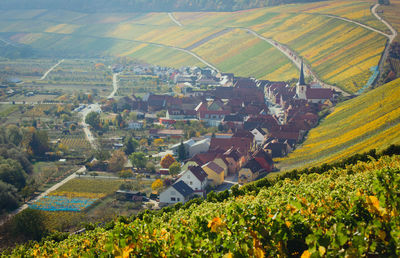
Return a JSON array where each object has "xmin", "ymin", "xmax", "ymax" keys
[{"xmin": 296, "ymin": 60, "xmax": 308, "ymax": 100}]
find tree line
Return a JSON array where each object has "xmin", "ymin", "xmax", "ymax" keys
[{"xmin": 0, "ymin": 0, "xmax": 327, "ymax": 12}]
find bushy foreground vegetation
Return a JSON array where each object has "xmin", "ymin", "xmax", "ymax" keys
[
  {"xmin": 6, "ymin": 145, "xmax": 400, "ymax": 256},
  {"xmin": 278, "ymin": 78, "xmax": 400, "ymax": 170}
]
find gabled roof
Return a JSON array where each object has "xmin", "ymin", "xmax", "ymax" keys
[
  {"xmin": 202, "ymin": 161, "xmax": 224, "ymax": 175},
  {"xmin": 243, "ymin": 159, "xmax": 265, "ymax": 174},
  {"xmin": 172, "ymin": 181, "xmax": 194, "ymax": 197},
  {"xmin": 191, "ymin": 151, "xmax": 221, "ymax": 166},
  {"xmin": 210, "ymin": 137, "xmax": 252, "ymax": 155},
  {"xmin": 224, "ymin": 148, "xmax": 242, "ymax": 162},
  {"xmin": 252, "ymin": 127, "xmax": 267, "ymax": 136},
  {"xmin": 188, "ymin": 166, "xmax": 208, "ymax": 182}
]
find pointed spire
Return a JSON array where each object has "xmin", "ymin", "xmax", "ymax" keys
[{"xmin": 298, "ymin": 60, "xmax": 305, "ymax": 85}]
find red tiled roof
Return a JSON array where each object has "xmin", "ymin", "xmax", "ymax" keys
[
  {"xmin": 210, "ymin": 137, "xmax": 252, "ymax": 155},
  {"xmin": 306, "ymin": 88, "xmax": 333, "ymax": 100}
]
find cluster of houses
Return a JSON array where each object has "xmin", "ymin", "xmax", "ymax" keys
[
  {"xmin": 105, "ymin": 62, "xmax": 340, "ymax": 205},
  {"xmin": 157, "ymin": 62, "xmax": 340, "ymax": 205}
]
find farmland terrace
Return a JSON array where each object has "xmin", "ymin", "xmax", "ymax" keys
[{"xmin": 0, "ymin": 0, "xmax": 395, "ymax": 94}]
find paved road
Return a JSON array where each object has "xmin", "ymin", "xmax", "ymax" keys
[
  {"xmin": 372, "ymin": 4, "xmax": 397, "ymax": 44},
  {"xmin": 40, "ymin": 59, "xmax": 65, "ymax": 80},
  {"xmin": 0, "ymin": 101, "xmax": 64, "ymax": 105},
  {"xmin": 370, "ymin": 3, "xmax": 398, "ymax": 81},
  {"xmin": 108, "ymin": 73, "xmax": 120, "ymax": 99},
  {"xmin": 79, "ymin": 103, "xmax": 101, "ymax": 149},
  {"xmin": 322, "ymin": 13, "xmax": 391, "ymax": 39},
  {"xmin": 168, "ymin": 13, "xmax": 182, "ymax": 27}
]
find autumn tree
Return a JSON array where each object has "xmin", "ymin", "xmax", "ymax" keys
[
  {"xmin": 108, "ymin": 150, "xmax": 127, "ymax": 173},
  {"xmin": 154, "ymin": 138, "xmax": 164, "ymax": 146},
  {"xmin": 169, "ymin": 161, "xmax": 181, "ymax": 176},
  {"xmin": 161, "ymin": 154, "xmax": 175, "ymax": 169},
  {"xmin": 119, "ymin": 169, "xmax": 133, "ymax": 180},
  {"xmin": 23, "ymin": 128, "xmax": 49, "ymax": 157},
  {"xmin": 85, "ymin": 111, "xmax": 101, "ymax": 130},
  {"xmin": 129, "ymin": 152, "xmax": 148, "ymax": 170},
  {"xmin": 6, "ymin": 125, "xmax": 23, "ymax": 146},
  {"xmin": 11, "ymin": 209, "xmax": 47, "ymax": 241},
  {"xmin": 124, "ymin": 136, "xmax": 139, "ymax": 155},
  {"xmin": 151, "ymin": 179, "xmax": 163, "ymax": 193}
]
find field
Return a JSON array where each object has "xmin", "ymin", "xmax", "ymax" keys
[
  {"xmin": 276, "ymin": 78, "xmax": 400, "ymax": 171},
  {"xmin": 177, "ymin": 9, "xmax": 387, "ymax": 92},
  {"xmin": 11, "ymin": 154, "xmax": 400, "ymax": 256},
  {"xmin": 0, "ymin": 58, "xmax": 55, "ymax": 82},
  {"xmin": 192, "ymin": 28, "xmax": 298, "ymax": 80},
  {"xmin": 59, "ymin": 134, "xmax": 91, "ymax": 152},
  {"xmin": 0, "ymin": 0, "xmax": 390, "ymax": 91}
]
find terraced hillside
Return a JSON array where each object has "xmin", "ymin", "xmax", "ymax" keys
[
  {"xmin": 277, "ymin": 78, "xmax": 400, "ymax": 171},
  {"xmin": 8, "ymin": 155, "xmax": 400, "ymax": 256},
  {"xmin": 0, "ymin": 0, "xmax": 393, "ymax": 92},
  {"xmin": 175, "ymin": 3, "xmax": 389, "ymax": 93}
]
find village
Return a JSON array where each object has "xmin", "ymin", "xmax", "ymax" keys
[{"xmin": 98, "ymin": 61, "xmax": 340, "ymax": 206}]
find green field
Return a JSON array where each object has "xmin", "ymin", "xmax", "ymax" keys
[
  {"xmin": 0, "ymin": 0, "xmax": 390, "ymax": 92},
  {"xmin": 276, "ymin": 78, "xmax": 400, "ymax": 170}
]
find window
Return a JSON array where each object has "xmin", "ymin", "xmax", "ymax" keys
[
  {"xmin": 171, "ymin": 197, "xmax": 176, "ymax": 201},
  {"xmin": 177, "ymin": 198, "xmax": 180, "ymax": 201},
  {"xmin": 189, "ymin": 181, "xmax": 193, "ymax": 185}
]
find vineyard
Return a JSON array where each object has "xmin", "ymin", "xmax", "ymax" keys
[
  {"xmin": 55, "ymin": 178, "xmax": 123, "ymax": 194},
  {"xmin": 0, "ymin": 0, "xmax": 389, "ymax": 90},
  {"xmin": 9, "ymin": 154, "xmax": 400, "ymax": 256},
  {"xmin": 277, "ymin": 78, "xmax": 400, "ymax": 171},
  {"xmin": 192, "ymin": 28, "xmax": 298, "ymax": 81},
  {"xmin": 60, "ymin": 135, "xmax": 91, "ymax": 151}
]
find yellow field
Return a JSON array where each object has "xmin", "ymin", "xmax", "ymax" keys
[
  {"xmin": 0, "ymin": 0, "xmax": 391, "ymax": 89},
  {"xmin": 192, "ymin": 28, "xmax": 298, "ymax": 80},
  {"xmin": 276, "ymin": 78, "xmax": 400, "ymax": 170}
]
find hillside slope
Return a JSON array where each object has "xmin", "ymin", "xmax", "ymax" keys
[
  {"xmin": 0, "ymin": 0, "xmax": 390, "ymax": 91},
  {"xmin": 0, "ymin": 0, "xmax": 327, "ymax": 12},
  {"xmin": 277, "ymin": 78, "xmax": 400, "ymax": 171},
  {"xmin": 8, "ymin": 155, "xmax": 400, "ymax": 256}
]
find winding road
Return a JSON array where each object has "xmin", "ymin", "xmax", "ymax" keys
[
  {"xmin": 168, "ymin": 3, "xmax": 397, "ymax": 95},
  {"xmin": 243, "ymin": 28, "xmax": 349, "ymax": 95},
  {"xmin": 371, "ymin": 4, "xmax": 397, "ymax": 44},
  {"xmin": 40, "ymin": 59, "xmax": 65, "ymax": 80}
]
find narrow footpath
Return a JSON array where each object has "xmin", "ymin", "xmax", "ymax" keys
[
  {"xmin": 168, "ymin": 13, "xmax": 182, "ymax": 27},
  {"xmin": 40, "ymin": 59, "xmax": 65, "ymax": 80}
]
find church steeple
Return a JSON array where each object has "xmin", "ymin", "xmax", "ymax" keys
[
  {"xmin": 298, "ymin": 60, "xmax": 305, "ymax": 86},
  {"xmin": 296, "ymin": 59, "xmax": 307, "ymax": 100}
]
